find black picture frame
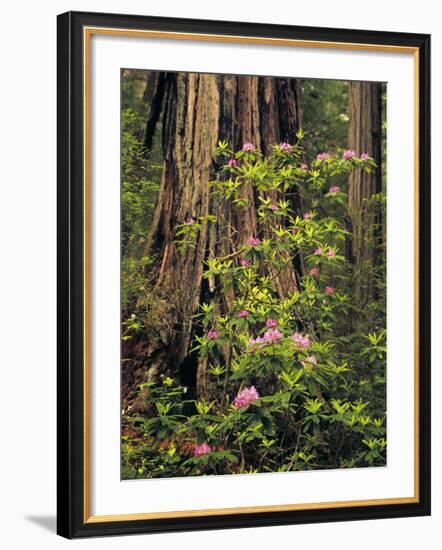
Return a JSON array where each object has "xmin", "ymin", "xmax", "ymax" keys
[{"xmin": 57, "ymin": 10, "xmax": 431, "ymax": 539}]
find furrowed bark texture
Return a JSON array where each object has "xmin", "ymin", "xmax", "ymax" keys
[
  {"xmin": 142, "ymin": 72, "xmax": 166, "ymax": 152},
  {"xmin": 123, "ymin": 72, "xmax": 301, "ymax": 409},
  {"xmin": 347, "ymin": 81, "xmax": 382, "ymax": 304}
]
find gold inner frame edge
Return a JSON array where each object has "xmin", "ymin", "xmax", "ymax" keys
[{"xmin": 83, "ymin": 26, "xmax": 420, "ymax": 524}]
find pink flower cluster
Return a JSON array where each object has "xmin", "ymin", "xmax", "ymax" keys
[
  {"xmin": 302, "ymin": 355, "xmax": 318, "ymax": 368},
  {"xmin": 207, "ymin": 329, "xmax": 219, "ymax": 340},
  {"xmin": 249, "ymin": 328, "xmax": 283, "ymax": 348},
  {"xmin": 233, "ymin": 386, "xmax": 259, "ymax": 409},
  {"xmin": 325, "ymin": 286, "xmax": 335, "ymax": 295},
  {"xmin": 343, "ymin": 149, "xmax": 357, "ymax": 160},
  {"xmin": 193, "ymin": 443, "xmax": 212, "ymax": 457},
  {"xmin": 247, "ymin": 237, "xmax": 261, "ymax": 247},
  {"xmin": 327, "ymin": 250, "xmax": 336, "ymax": 257},
  {"xmin": 240, "ymin": 258, "xmax": 250, "ymax": 267},
  {"xmin": 238, "ymin": 309, "xmax": 249, "ymax": 318},
  {"xmin": 316, "ymin": 152, "xmax": 331, "ymax": 161},
  {"xmin": 329, "ymin": 186, "xmax": 340, "ymax": 193},
  {"xmin": 265, "ymin": 319, "xmax": 278, "ymax": 328},
  {"xmin": 291, "ymin": 333, "xmax": 310, "ymax": 348},
  {"xmin": 263, "ymin": 328, "xmax": 283, "ymax": 343},
  {"xmin": 227, "ymin": 158, "xmax": 238, "ymax": 167},
  {"xmin": 303, "ymin": 211, "xmax": 313, "ymax": 220},
  {"xmin": 309, "ymin": 267, "xmax": 320, "ymax": 277},
  {"xmin": 242, "ymin": 142, "xmax": 256, "ymax": 152},
  {"xmin": 270, "ymin": 203, "xmax": 279, "ymax": 211},
  {"xmin": 314, "ymin": 248, "xmax": 323, "ymax": 256},
  {"xmin": 361, "ymin": 152, "xmax": 371, "ymax": 160},
  {"xmin": 300, "ymin": 163, "xmax": 309, "ymax": 170},
  {"xmin": 279, "ymin": 142, "xmax": 292, "ymax": 152}
]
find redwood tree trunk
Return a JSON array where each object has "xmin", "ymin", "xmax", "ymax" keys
[
  {"xmin": 347, "ymin": 81, "xmax": 382, "ymax": 304},
  {"xmin": 124, "ymin": 72, "xmax": 301, "ymax": 409}
]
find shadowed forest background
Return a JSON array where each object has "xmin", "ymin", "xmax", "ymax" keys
[{"xmin": 121, "ymin": 70, "xmax": 387, "ymax": 479}]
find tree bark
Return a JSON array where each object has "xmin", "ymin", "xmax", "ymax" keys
[
  {"xmin": 142, "ymin": 72, "xmax": 166, "ymax": 152},
  {"xmin": 347, "ymin": 81, "xmax": 382, "ymax": 304},
  {"xmin": 124, "ymin": 72, "xmax": 301, "ymax": 409}
]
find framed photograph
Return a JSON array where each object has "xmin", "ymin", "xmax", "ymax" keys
[{"xmin": 57, "ymin": 10, "xmax": 431, "ymax": 538}]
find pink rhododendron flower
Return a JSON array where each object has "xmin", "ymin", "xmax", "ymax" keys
[
  {"xmin": 302, "ymin": 355, "xmax": 318, "ymax": 368},
  {"xmin": 227, "ymin": 158, "xmax": 238, "ymax": 167},
  {"xmin": 266, "ymin": 319, "xmax": 278, "ymax": 328},
  {"xmin": 263, "ymin": 328, "xmax": 283, "ymax": 343},
  {"xmin": 279, "ymin": 142, "xmax": 292, "ymax": 152},
  {"xmin": 248, "ymin": 336, "xmax": 265, "ymax": 347},
  {"xmin": 300, "ymin": 163, "xmax": 309, "ymax": 170},
  {"xmin": 270, "ymin": 203, "xmax": 279, "ymax": 211},
  {"xmin": 325, "ymin": 286, "xmax": 335, "ymax": 295},
  {"xmin": 314, "ymin": 248, "xmax": 323, "ymax": 256},
  {"xmin": 343, "ymin": 149, "xmax": 357, "ymax": 160},
  {"xmin": 327, "ymin": 250, "xmax": 336, "ymax": 257},
  {"xmin": 316, "ymin": 152, "xmax": 331, "ymax": 161},
  {"xmin": 309, "ymin": 267, "xmax": 320, "ymax": 277},
  {"xmin": 329, "ymin": 186, "xmax": 340, "ymax": 193},
  {"xmin": 207, "ymin": 329, "xmax": 219, "ymax": 340},
  {"xmin": 361, "ymin": 152, "xmax": 371, "ymax": 160},
  {"xmin": 249, "ymin": 328, "xmax": 283, "ymax": 348},
  {"xmin": 303, "ymin": 211, "xmax": 313, "ymax": 220},
  {"xmin": 240, "ymin": 259, "xmax": 250, "ymax": 267},
  {"xmin": 247, "ymin": 237, "xmax": 261, "ymax": 246},
  {"xmin": 292, "ymin": 333, "xmax": 311, "ymax": 348},
  {"xmin": 233, "ymin": 386, "xmax": 259, "ymax": 408},
  {"xmin": 193, "ymin": 443, "xmax": 212, "ymax": 457},
  {"xmin": 242, "ymin": 142, "xmax": 256, "ymax": 152},
  {"xmin": 238, "ymin": 310, "xmax": 249, "ymax": 318}
]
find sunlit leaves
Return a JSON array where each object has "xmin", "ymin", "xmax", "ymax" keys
[{"xmin": 122, "ymin": 132, "xmax": 387, "ymax": 478}]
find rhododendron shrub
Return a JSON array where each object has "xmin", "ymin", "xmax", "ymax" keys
[{"xmin": 122, "ymin": 133, "xmax": 386, "ymax": 479}]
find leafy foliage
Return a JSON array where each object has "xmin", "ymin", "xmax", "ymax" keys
[
  {"xmin": 122, "ymin": 135, "xmax": 386, "ymax": 478},
  {"xmin": 121, "ymin": 72, "xmax": 162, "ymax": 314}
]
